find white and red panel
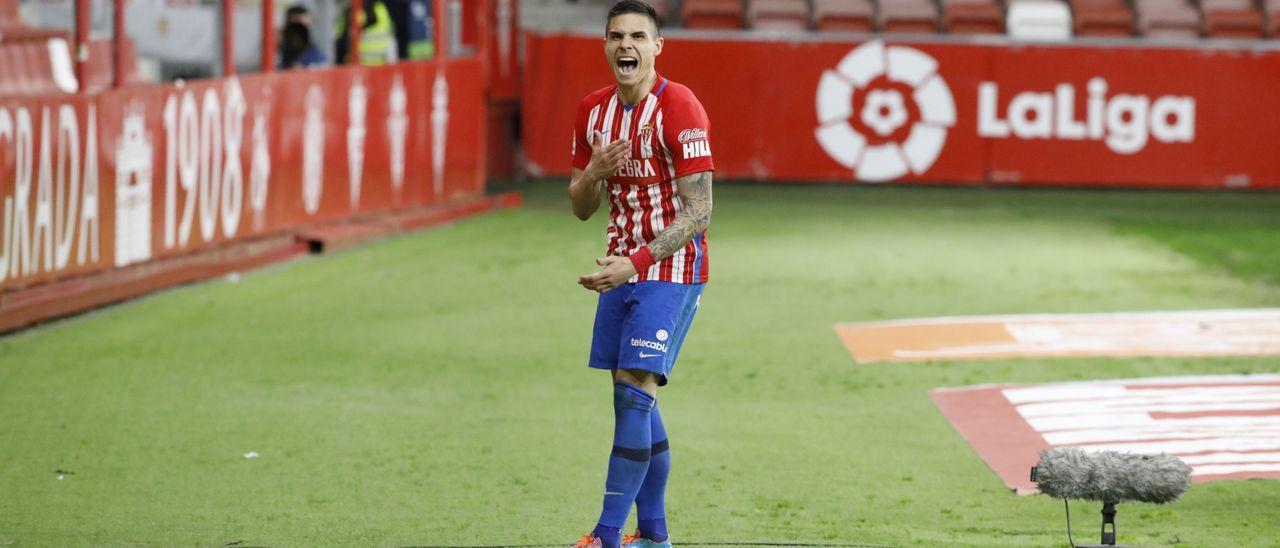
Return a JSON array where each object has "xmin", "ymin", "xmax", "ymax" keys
[{"xmin": 932, "ymin": 374, "xmax": 1280, "ymax": 495}]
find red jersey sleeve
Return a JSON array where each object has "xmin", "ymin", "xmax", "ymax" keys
[
  {"xmin": 571, "ymin": 97, "xmax": 593, "ymax": 171},
  {"xmin": 661, "ymin": 89, "xmax": 715, "ymax": 179}
]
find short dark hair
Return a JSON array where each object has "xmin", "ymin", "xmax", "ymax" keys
[
  {"xmin": 607, "ymin": 1, "xmax": 661, "ymax": 34},
  {"xmin": 286, "ymin": 4, "xmax": 310, "ymax": 17}
]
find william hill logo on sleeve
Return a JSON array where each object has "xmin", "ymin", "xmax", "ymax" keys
[{"xmin": 679, "ymin": 128, "xmax": 711, "ymax": 160}]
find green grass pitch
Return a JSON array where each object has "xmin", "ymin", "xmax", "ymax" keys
[{"xmin": 2, "ymin": 183, "xmax": 1279, "ymax": 546}]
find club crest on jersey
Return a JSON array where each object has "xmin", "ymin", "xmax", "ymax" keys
[
  {"xmin": 639, "ymin": 124, "xmax": 655, "ymax": 159},
  {"xmin": 616, "ymin": 159, "xmax": 657, "ymax": 178}
]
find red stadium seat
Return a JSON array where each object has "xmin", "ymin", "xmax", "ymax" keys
[
  {"xmin": 0, "ymin": 37, "xmax": 139, "ymax": 97},
  {"xmin": 813, "ymin": 0, "xmax": 877, "ymax": 32},
  {"xmin": 647, "ymin": 0, "xmax": 677, "ymax": 25},
  {"xmin": 0, "ymin": 44, "xmax": 23, "ymax": 96},
  {"xmin": 747, "ymin": 0, "xmax": 812, "ymax": 30},
  {"xmin": 941, "ymin": 0, "xmax": 1006, "ymax": 33},
  {"xmin": 0, "ymin": 39, "xmax": 64, "ymax": 96},
  {"xmin": 1201, "ymin": 0, "xmax": 1264, "ymax": 37},
  {"xmin": 879, "ymin": 0, "xmax": 942, "ymax": 33},
  {"xmin": 682, "ymin": 0, "xmax": 746, "ymax": 29},
  {"xmin": 1135, "ymin": 0, "xmax": 1202, "ymax": 37},
  {"xmin": 1007, "ymin": 0, "xmax": 1075, "ymax": 40},
  {"xmin": 1267, "ymin": 0, "xmax": 1280, "ymax": 36},
  {"xmin": 1071, "ymin": 0, "xmax": 1136, "ymax": 36},
  {"xmin": 0, "ymin": 27, "xmax": 68, "ymax": 43},
  {"xmin": 0, "ymin": 0, "xmax": 68, "ymax": 44}
]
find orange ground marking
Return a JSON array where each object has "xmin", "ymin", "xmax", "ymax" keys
[
  {"xmin": 835, "ymin": 322, "xmax": 1012, "ymax": 363},
  {"xmin": 835, "ymin": 309, "xmax": 1280, "ymax": 364}
]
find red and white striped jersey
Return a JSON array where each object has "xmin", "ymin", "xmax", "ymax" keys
[{"xmin": 572, "ymin": 76, "xmax": 714, "ymax": 284}]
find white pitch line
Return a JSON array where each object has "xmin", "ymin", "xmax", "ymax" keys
[
  {"xmin": 1191, "ymin": 463, "xmax": 1280, "ymax": 476},
  {"xmin": 1029, "ymin": 413, "xmax": 1280, "ymax": 433},
  {"xmin": 1078, "ymin": 437, "xmax": 1280, "ymax": 455},
  {"xmin": 1004, "ymin": 385, "xmax": 1280, "ymax": 404},
  {"xmin": 933, "ymin": 373, "xmax": 1280, "ymax": 394},
  {"xmin": 842, "ymin": 308, "xmax": 1280, "ymax": 329},
  {"xmin": 1015, "ymin": 397, "xmax": 1280, "ymax": 418},
  {"xmin": 1178, "ymin": 452, "xmax": 1280, "ymax": 465},
  {"xmin": 1043, "ymin": 426, "xmax": 1280, "ymax": 445}
]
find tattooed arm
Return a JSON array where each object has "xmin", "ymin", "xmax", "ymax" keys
[
  {"xmin": 647, "ymin": 170, "xmax": 713, "ymax": 260},
  {"xmin": 578, "ymin": 170, "xmax": 713, "ymax": 292}
]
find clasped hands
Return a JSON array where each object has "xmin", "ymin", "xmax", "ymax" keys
[{"xmin": 579, "ymin": 256, "xmax": 637, "ymax": 293}]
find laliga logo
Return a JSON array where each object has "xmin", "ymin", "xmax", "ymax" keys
[
  {"xmin": 978, "ymin": 78, "xmax": 1195, "ymax": 154},
  {"xmin": 815, "ymin": 41, "xmax": 955, "ymax": 182}
]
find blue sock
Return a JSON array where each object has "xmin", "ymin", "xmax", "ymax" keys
[
  {"xmin": 635, "ymin": 404, "xmax": 670, "ymax": 542},
  {"xmin": 592, "ymin": 523, "xmax": 622, "ymax": 547},
  {"xmin": 596, "ymin": 381, "xmax": 654, "ymax": 547}
]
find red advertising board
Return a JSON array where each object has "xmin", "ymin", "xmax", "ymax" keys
[
  {"xmin": 523, "ymin": 33, "xmax": 1280, "ymax": 189},
  {"xmin": 486, "ymin": 0, "xmax": 522, "ymax": 101},
  {"xmin": 0, "ymin": 59, "xmax": 486, "ymax": 294}
]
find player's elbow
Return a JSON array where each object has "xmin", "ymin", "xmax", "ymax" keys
[
  {"xmin": 568, "ymin": 189, "xmax": 593, "ymax": 221},
  {"xmin": 571, "ymin": 201, "xmax": 596, "ymax": 221}
]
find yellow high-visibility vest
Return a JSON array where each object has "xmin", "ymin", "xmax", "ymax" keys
[
  {"xmin": 408, "ymin": 39, "xmax": 435, "ymax": 60},
  {"xmin": 340, "ymin": 1, "xmax": 397, "ymax": 66},
  {"xmin": 359, "ymin": 2, "xmax": 396, "ymax": 65}
]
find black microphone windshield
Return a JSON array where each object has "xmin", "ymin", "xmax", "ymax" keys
[{"xmin": 1032, "ymin": 447, "xmax": 1191, "ymax": 504}]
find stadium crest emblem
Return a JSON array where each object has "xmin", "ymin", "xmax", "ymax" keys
[{"xmin": 815, "ymin": 41, "xmax": 955, "ymax": 182}]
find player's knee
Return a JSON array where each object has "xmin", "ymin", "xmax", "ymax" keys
[{"xmin": 616, "ymin": 368, "xmax": 659, "ymax": 394}]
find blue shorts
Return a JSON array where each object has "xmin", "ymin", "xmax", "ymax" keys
[{"xmin": 589, "ymin": 281, "xmax": 705, "ymax": 386}]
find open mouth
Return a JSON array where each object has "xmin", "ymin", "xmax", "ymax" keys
[{"xmin": 616, "ymin": 56, "xmax": 639, "ymax": 75}]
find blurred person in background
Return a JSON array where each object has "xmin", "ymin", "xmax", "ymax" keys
[
  {"xmin": 335, "ymin": 0, "xmax": 399, "ymax": 65},
  {"xmin": 279, "ymin": 4, "xmax": 327, "ymax": 69},
  {"xmin": 285, "ymin": 3, "xmax": 314, "ymax": 26},
  {"xmin": 386, "ymin": 0, "xmax": 436, "ymax": 60}
]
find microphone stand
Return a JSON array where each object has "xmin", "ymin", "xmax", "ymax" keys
[
  {"xmin": 1079, "ymin": 500, "xmax": 1132, "ymax": 548},
  {"xmin": 1101, "ymin": 501, "xmax": 1117, "ymax": 545}
]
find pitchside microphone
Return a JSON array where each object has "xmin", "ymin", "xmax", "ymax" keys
[
  {"xmin": 1033, "ymin": 446, "xmax": 1192, "ymax": 503},
  {"xmin": 1032, "ymin": 447, "xmax": 1192, "ymax": 547}
]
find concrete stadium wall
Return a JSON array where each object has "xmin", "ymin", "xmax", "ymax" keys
[
  {"xmin": 522, "ymin": 32, "xmax": 1280, "ymax": 190},
  {"xmin": 0, "ymin": 59, "xmax": 488, "ymax": 298}
]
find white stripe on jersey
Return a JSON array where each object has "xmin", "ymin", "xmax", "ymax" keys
[
  {"xmin": 609, "ymin": 185, "xmax": 628, "ymax": 252},
  {"xmin": 656, "ymin": 109, "xmax": 678, "ymax": 180},
  {"xmin": 619, "ymin": 102, "xmax": 633, "ymax": 144},
  {"xmin": 626, "ymin": 186, "xmax": 644, "ymax": 254},
  {"xmin": 655, "ymin": 109, "xmax": 665, "ymax": 150},
  {"xmin": 659, "ymin": 118, "xmax": 677, "ymax": 181},
  {"xmin": 671, "ymin": 237, "xmax": 687, "ymax": 282},
  {"xmin": 638, "ymin": 93, "xmax": 658, "ymax": 159},
  {"xmin": 644, "ymin": 181, "xmax": 665, "ymax": 280},
  {"xmin": 600, "ymin": 93, "xmax": 619, "ymax": 143},
  {"xmin": 585, "ymin": 104, "xmax": 601, "ymax": 147}
]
